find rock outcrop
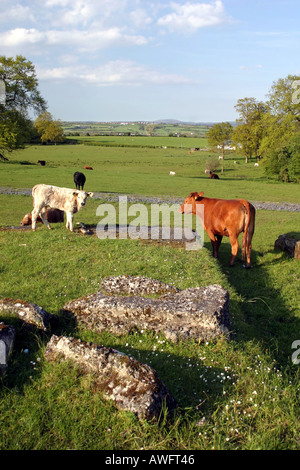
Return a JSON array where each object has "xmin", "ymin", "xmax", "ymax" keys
[
  {"xmin": 44, "ymin": 335, "xmax": 177, "ymax": 420},
  {"xmin": 0, "ymin": 298, "xmax": 57, "ymax": 331},
  {"xmin": 100, "ymin": 275, "xmax": 180, "ymax": 296},
  {"xmin": 63, "ymin": 281, "xmax": 230, "ymax": 343},
  {"xmin": 275, "ymin": 234, "xmax": 300, "ymax": 259}
]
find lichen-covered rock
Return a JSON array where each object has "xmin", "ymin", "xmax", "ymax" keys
[
  {"xmin": 44, "ymin": 335, "xmax": 177, "ymax": 420},
  {"xmin": 101, "ymin": 275, "xmax": 180, "ymax": 296},
  {"xmin": 63, "ymin": 283, "xmax": 230, "ymax": 342},
  {"xmin": 275, "ymin": 234, "xmax": 300, "ymax": 259},
  {"xmin": 0, "ymin": 298, "xmax": 57, "ymax": 331},
  {"xmin": 0, "ymin": 322, "xmax": 15, "ymax": 375}
]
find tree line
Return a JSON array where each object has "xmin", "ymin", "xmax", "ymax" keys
[{"xmin": 207, "ymin": 76, "xmax": 300, "ymax": 182}]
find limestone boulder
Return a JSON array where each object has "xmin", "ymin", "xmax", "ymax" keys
[
  {"xmin": 101, "ymin": 275, "xmax": 180, "ymax": 296},
  {"xmin": 44, "ymin": 335, "xmax": 177, "ymax": 420},
  {"xmin": 275, "ymin": 234, "xmax": 300, "ymax": 259},
  {"xmin": 63, "ymin": 282, "xmax": 230, "ymax": 342},
  {"xmin": 0, "ymin": 298, "xmax": 57, "ymax": 331}
]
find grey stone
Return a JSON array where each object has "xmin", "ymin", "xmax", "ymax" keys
[
  {"xmin": 44, "ymin": 335, "xmax": 177, "ymax": 420},
  {"xmin": 101, "ymin": 275, "xmax": 180, "ymax": 296},
  {"xmin": 63, "ymin": 282, "xmax": 230, "ymax": 342},
  {"xmin": 275, "ymin": 234, "xmax": 300, "ymax": 259},
  {"xmin": 0, "ymin": 298, "xmax": 57, "ymax": 331},
  {"xmin": 0, "ymin": 322, "xmax": 15, "ymax": 375}
]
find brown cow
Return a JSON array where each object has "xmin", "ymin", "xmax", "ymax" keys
[
  {"xmin": 179, "ymin": 192, "xmax": 255, "ymax": 268},
  {"xmin": 84, "ymin": 166, "xmax": 93, "ymax": 170},
  {"xmin": 21, "ymin": 208, "xmax": 64, "ymax": 226},
  {"xmin": 209, "ymin": 171, "xmax": 219, "ymax": 179}
]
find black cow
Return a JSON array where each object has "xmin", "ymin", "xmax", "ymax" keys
[
  {"xmin": 209, "ymin": 171, "xmax": 220, "ymax": 180},
  {"xmin": 73, "ymin": 171, "xmax": 86, "ymax": 190}
]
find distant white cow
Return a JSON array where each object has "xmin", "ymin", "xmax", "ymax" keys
[
  {"xmin": 254, "ymin": 163, "xmax": 259, "ymax": 167},
  {"xmin": 31, "ymin": 184, "xmax": 93, "ymax": 232},
  {"xmin": 169, "ymin": 171, "xmax": 176, "ymax": 176}
]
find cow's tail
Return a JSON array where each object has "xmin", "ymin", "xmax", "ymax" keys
[
  {"xmin": 32, "ymin": 184, "xmax": 39, "ymax": 206},
  {"xmin": 241, "ymin": 200, "xmax": 255, "ymax": 264}
]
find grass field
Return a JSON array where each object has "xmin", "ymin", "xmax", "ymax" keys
[{"xmin": 0, "ymin": 137, "xmax": 299, "ymax": 450}]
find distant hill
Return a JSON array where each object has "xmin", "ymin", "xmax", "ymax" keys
[{"xmin": 154, "ymin": 119, "xmax": 235, "ymax": 126}]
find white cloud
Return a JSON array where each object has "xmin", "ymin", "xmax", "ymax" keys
[
  {"xmin": 239, "ymin": 64, "xmax": 263, "ymax": 70},
  {"xmin": 130, "ymin": 8, "xmax": 153, "ymax": 28},
  {"xmin": 157, "ymin": 1, "xmax": 232, "ymax": 32},
  {"xmin": 36, "ymin": 60, "xmax": 198, "ymax": 86},
  {"xmin": 0, "ymin": 28, "xmax": 45, "ymax": 46},
  {"xmin": 0, "ymin": 26, "xmax": 149, "ymax": 52},
  {"xmin": 0, "ymin": 2, "xmax": 36, "ymax": 23}
]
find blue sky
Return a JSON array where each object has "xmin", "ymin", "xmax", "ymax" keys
[{"xmin": 1, "ymin": 0, "xmax": 299, "ymax": 122}]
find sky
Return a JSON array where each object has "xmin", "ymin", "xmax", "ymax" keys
[{"xmin": 0, "ymin": 0, "xmax": 300, "ymax": 122}]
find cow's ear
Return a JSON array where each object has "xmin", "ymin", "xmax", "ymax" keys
[
  {"xmin": 195, "ymin": 191, "xmax": 204, "ymax": 200},
  {"xmin": 73, "ymin": 192, "xmax": 78, "ymax": 198}
]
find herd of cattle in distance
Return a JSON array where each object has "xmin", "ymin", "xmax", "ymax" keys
[{"xmin": 21, "ymin": 164, "xmax": 256, "ymax": 268}]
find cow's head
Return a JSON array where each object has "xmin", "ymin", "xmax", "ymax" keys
[
  {"xmin": 179, "ymin": 192, "xmax": 204, "ymax": 214},
  {"xmin": 20, "ymin": 213, "xmax": 32, "ymax": 225},
  {"xmin": 73, "ymin": 191, "xmax": 93, "ymax": 208}
]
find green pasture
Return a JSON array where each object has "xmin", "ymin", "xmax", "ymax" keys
[
  {"xmin": 0, "ymin": 139, "xmax": 299, "ymax": 450},
  {"xmin": 1, "ymin": 139, "xmax": 300, "ymax": 203}
]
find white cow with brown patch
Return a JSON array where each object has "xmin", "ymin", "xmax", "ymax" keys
[{"xmin": 31, "ymin": 184, "xmax": 93, "ymax": 232}]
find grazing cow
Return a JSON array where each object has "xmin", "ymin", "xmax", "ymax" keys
[
  {"xmin": 21, "ymin": 213, "xmax": 43, "ymax": 225},
  {"xmin": 179, "ymin": 192, "xmax": 255, "ymax": 268},
  {"xmin": 84, "ymin": 166, "xmax": 93, "ymax": 170},
  {"xmin": 21, "ymin": 208, "xmax": 64, "ymax": 226},
  {"xmin": 169, "ymin": 171, "xmax": 176, "ymax": 176},
  {"xmin": 37, "ymin": 160, "xmax": 46, "ymax": 166},
  {"xmin": 74, "ymin": 171, "xmax": 86, "ymax": 190},
  {"xmin": 31, "ymin": 184, "xmax": 93, "ymax": 232},
  {"xmin": 209, "ymin": 171, "xmax": 220, "ymax": 179}
]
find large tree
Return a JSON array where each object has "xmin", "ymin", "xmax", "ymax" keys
[
  {"xmin": 0, "ymin": 55, "xmax": 47, "ymax": 155},
  {"xmin": 233, "ymin": 97, "xmax": 268, "ymax": 163},
  {"xmin": 264, "ymin": 132, "xmax": 300, "ymax": 183},
  {"xmin": 267, "ymin": 74, "xmax": 300, "ymax": 121},
  {"xmin": 0, "ymin": 55, "xmax": 46, "ymax": 115},
  {"xmin": 34, "ymin": 111, "xmax": 65, "ymax": 144},
  {"xmin": 207, "ymin": 122, "xmax": 233, "ymax": 173}
]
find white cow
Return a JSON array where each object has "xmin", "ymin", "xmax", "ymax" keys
[{"xmin": 31, "ymin": 184, "xmax": 93, "ymax": 232}]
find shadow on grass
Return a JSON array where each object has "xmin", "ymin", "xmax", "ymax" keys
[{"xmin": 214, "ymin": 239, "xmax": 300, "ymax": 367}]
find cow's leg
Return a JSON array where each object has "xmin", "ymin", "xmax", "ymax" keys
[
  {"xmin": 40, "ymin": 207, "xmax": 51, "ymax": 230},
  {"xmin": 206, "ymin": 229, "xmax": 220, "ymax": 258},
  {"xmin": 229, "ymin": 233, "xmax": 239, "ymax": 266},
  {"xmin": 66, "ymin": 212, "xmax": 74, "ymax": 231},
  {"xmin": 32, "ymin": 205, "xmax": 43, "ymax": 231},
  {"xmin": 215, "ymin": 235, "xmax": 223, "ymax": 257}
]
